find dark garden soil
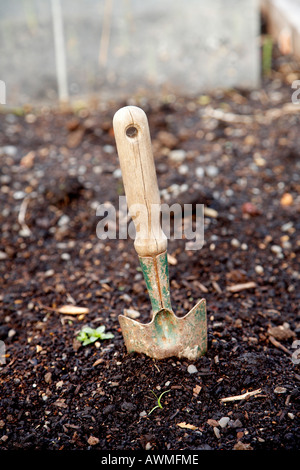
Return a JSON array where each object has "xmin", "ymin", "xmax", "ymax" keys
[{"xmin": 0, "ymin": 49, "xmax": 300, "ymax": 453}]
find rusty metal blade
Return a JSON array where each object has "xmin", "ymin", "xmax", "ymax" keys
[{"xmin": 119, "ymin": 298, "xmax": 207, "ymax": 360}]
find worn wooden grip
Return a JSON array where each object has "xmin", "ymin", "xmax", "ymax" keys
[{"xmin": 113, "ymin": 106, "xmax": 167, "ymax": 257}]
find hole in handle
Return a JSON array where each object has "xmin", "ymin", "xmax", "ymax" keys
[{"xmin": 126, "ymin": 126, "xmax": 138, "ymax": 138}]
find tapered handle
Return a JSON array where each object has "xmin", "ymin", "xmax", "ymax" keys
[{"xmin": 113, "ymin": 106, "xmax": 167, "ymax": 257}]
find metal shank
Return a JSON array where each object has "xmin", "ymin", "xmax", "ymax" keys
[{"xmin": 138, "ymin": 251, "xmax": 172, "ymax": 314}]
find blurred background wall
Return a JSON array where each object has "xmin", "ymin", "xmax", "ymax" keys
[{"xmin": 0, "ymin": 0, "xmax": 261, "ymax": 106}]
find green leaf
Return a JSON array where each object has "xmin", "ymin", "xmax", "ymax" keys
[
  {"xmin": 157, "ymin": 390, "xmax": 171, "ymax": 408},
  {"xmin": 148, "ymin": 389, "xmax": 171, "ymax": 415},
  {"xmin": 77, "ymin": 325, "xmax": 114, "ymax": 346},
  {"xmin": 148, "ymin": 405, "xmax": 159, "ymax": 415}
]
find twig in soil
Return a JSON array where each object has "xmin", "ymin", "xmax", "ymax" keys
[
  {"xmin": 269, "ymin": 335, "xmax": 291, "ymax": 355},
  {"xmin": 204, "ymin": 107, "xmax": 253, "ymax": 124},
  {"xmin": 220, "ymin": 388, "xmax": 262, "ymax": 403},
  {"xmin": 36, "ymin": 300, "xmax": 89, "ymax": 316},
  {"xmin": 0, "ymin": 357, "xmax": 16, "ymax": 370},
  {"xmin": 203, "ymin": 103, "xmax": 299, "ymax": 125},
  {"xmin": 212, "ymin": 280, "xmax": 222, "ymax": 294},
  {"xmin": 36, "ymin": 301, "xmax": 58, "ymax": 312},
  {"xmin": 226, "ymin": 281, "xmax": 256, "ymax": 293},
  {"xmin": 18, "ymin": 196, "xmax": 31, "ymax": 236}
]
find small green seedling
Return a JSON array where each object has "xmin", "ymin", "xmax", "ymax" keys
[
  {"xmin": 148, "ymin": 389, "xmax": 171, "ymax": 415},
  {"xmin": 77, "ymin": 325, "xmax": 114, "ymax": 346}
]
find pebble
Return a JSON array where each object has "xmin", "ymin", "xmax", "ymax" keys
[
  {"xmin": 187, "ymin": 364, "xmax": 198, "ymax": 374},
  {"xmin": 44, "ymin": 372, "xmax": 52, "ymax": 383},
  {"xmin": 56, "ymin": 380, "xmax": 64, "ymax": 389},
  {"xmin": 206, "ymin": 165, "xmax": 219, "ymax": 177},
  {"xmin": 103, "ymin": 144, "xmax": 114, "ymax": 154},
  {"xmin": 274, "ymin": 386, "xmax": 287, "ymax": 394},
  {"xmin": 180, "ymin": 183, "xmax": 188, "ymax": 193},
  {"xmin": 178, "ymin": 164, "xmax": 189, "ymax": 175},
  {"xmin": 103, "ymin": 404, "xmax": 115, "ymax": 415},
  {"xmin": 204, "ymin": 207, "xmax": 218, "ymax": 218},
  {"xmin": 0, "ymin": 251, "xmax": 8, "ymax": 260},
  {"xmin": 280, "ymin": 192, "xmax": 293, "ymax": 206},
  {"xmin": 233, "ymin": 441, "xmax": 253, "ymax": 450},
  {"xmin": 168, "ymin": 149, "xmax": 186, "ymax": 163},
  {"xmin": 0, "ymin": 175, "xmax": 11, "ymax": 184},
  {"xmin": 281, "ymin": 221, "xmax": 293, "ymax": 232},
  {"xmin": 195, "ymin": 167, "xmax": 204, "ymax": 178},
  {"xmin": 87, "ymin": 436, "xmax": 99, "ymax": 446},
  {"xmin": 271, "ymin": 245, "xmax": 282, "ymax": 254},
  {"xmin": 1, "ymin": 185, "xmax": 9, "ymax": 194},
  {"xmin": 13, "ymin": 191, "xmax": 26, "ymax": 200},
  {"xmin": 123, "ymin": 308, "xmax": 140, "ymax": 319},
  {"xmin": 44, "ymin": 269, "xmax": 54, "ymax": 278},
  {"xmin": 121, "ymin": 401, "xmax": 136, "ymax": 412},
  {"xmin": 231, "ymin": 238, "xmax": 240, "ymax": 248},
  {"xmin": 168, "ymin": 183, "xmax": 181, "ymax": 197},
  {"xmin": 242, "ymin": 201, "xmax": 260, "ymax": 216},
  {"xmin": 282, "ymin": 240, "xmax": 292, "ymax": 250},
  {"xmin": 157, "ymin": 130, "xmax": 178, "ymax": 149},
  {"xmin": 61, "ymin": 253, "xmax": 71, "ymax": 261},
  {"xmin": 113, "ymin": 168, "xmax": 122, "ymax": 178},
  {"xmin": 78, "ymin": 165, "xmax": 86, "ymax": 175},
  {"xmin": 0, "ymin": 145, "xmax": 17, "ymax": 157},
  {"xmin": 93, "ymin": 165, "xmax": 103, "ymax": 175},
  {"xmin": 160, "ymin": 188, "xmax": 170, "ymax": 201},
  {"xmin": 229, "ymin": 418, "xmax": 243, "ymax": 428},
  {"xmin": 120, "ymin": 293, "xmax": 132, "ymax": 302},
  {"xmin": 253, "ymin": 154, "xmax": 266, "ymax": 167},
  {"xmin": 57, "ymin": 215, "xmax": 70, "ymax": 227},
  {"xmin": 268, "ymin": 323, "xmax": 295, "ymax": 341},
  {"xmin": 207, "ymin": 419, "xmax": 219, "ymax": 427},
  {"xmin": 255, "ymin": 265, "xmax": 264, "ymax": 275},
  {"xmin": 218, "ymin": 417, "xmax": 230, "ymax": 428},
  {"xmin": 213, "ymin": 427, "xmax": 221, "ymax": 439}
]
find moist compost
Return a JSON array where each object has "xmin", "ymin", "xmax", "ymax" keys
[{"xmin": 0, "ymin": 52, "xmax": 299, "ymax": 451}]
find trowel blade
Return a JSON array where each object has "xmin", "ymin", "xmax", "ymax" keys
[{"xmin": 119, "ymin": 298, "xmax": 207, "ymax": 360}]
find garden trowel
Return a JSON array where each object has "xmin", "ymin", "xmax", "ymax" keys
[{"xmin": 113, "ymin": 106, "xmax": 207, "ymax": 360}]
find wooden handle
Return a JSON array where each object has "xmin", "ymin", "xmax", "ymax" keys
[{"xmin": 113, "ymin": 106, "xmax": 167, "ymax": 257}]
